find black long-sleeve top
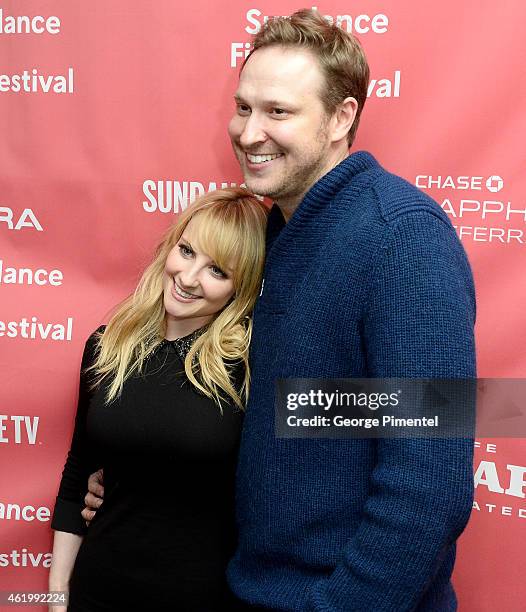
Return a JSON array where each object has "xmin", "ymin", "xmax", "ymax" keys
[{"xmin": 51, "ymin": 326, "xmax": 244, "ymax": 611}]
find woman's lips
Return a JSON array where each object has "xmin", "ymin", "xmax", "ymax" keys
[{"xmin": 171, "ymin": 280, "xmax": 201, "ymax": 303}]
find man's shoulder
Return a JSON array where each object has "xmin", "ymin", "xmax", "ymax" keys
[
  {"xmin": 371, "ymin": 169, "xmax": 449, "ymax": 225},
  {"xmin": 337, "ymin": 154, "xmax": 451, "ymax": 229}
]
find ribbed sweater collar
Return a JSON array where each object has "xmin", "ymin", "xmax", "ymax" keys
[
  {"xmin": 265, "ymin": 151, "xmax": 379, "ymax": 256},
  {"xmin": 257, "ymin": 151, "xmax": 379, "ymax": 313}
]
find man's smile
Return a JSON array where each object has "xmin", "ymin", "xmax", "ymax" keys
[{"xmin": 245, "ymin": 152, "xmax": 284, "ymax": 165}]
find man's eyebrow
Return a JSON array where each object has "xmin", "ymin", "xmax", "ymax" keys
[
  {"xmin": 265, "ymin": 99, "xmax": 293, "ymax": 108},
  {"xmin": 234, "ymin": 94, "xmax": 293, "ymax": 108}
]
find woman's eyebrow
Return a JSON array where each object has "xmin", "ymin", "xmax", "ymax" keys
[
  {"xmin": 179, "ymin": 237, "xmax": 194, "ymax": 249},
  {"xmin": 179, "ymin": 237, "xmax": 229, "ymax": 270}
]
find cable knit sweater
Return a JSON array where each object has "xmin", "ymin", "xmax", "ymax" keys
[{"xmin": 227, "ymin": 151, "xmax": 476, "ymax": 611}]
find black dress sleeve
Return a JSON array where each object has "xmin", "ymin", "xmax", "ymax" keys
[{"xmin": 51, "ymin": 326, "xmax": 105, "ymax": 535}]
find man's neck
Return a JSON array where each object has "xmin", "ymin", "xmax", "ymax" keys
[{"xmin": 276, "ymin": 150, "xmax": 350, "ymax": 221}]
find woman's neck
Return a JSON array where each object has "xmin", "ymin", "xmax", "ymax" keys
[{"xmin": 164, "ymin": 315, "xmax": 211, "ymax": 340}]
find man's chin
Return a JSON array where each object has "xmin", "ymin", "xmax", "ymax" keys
[{"xmin": 242, "ymin": 178, "xmax": 278, "ymax": 199}]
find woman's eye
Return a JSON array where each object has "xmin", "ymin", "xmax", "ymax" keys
[
  {"xmin": 210, "ymin": 266, "xmax": 226, "ymax": 278},
  {"xmin": 179, "ymin": 244, "xmax": 193, "ymax": 257}
]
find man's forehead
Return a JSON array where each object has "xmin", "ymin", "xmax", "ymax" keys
[
  {"xmin": 234, "ymin": 89, "xmax": 298, "ymax": 108},
  {"xmin": 235, "ymin": 47, "xmax": 324, "ymax": 103}
]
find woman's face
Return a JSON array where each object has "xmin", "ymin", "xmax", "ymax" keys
[{"xmin": 163, "ymin": 217, "xmax": 236, "ymax": 337}]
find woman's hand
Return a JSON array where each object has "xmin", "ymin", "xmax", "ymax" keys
[
  {"xmin": 81, "ymin": 468, "xmax": 104, "ymax": 525},
  {"xmin": 48, "ymin": 587, "xmax": 68, "ymax": 611}
]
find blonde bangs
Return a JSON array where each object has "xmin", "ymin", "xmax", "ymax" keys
[{"xmin": 188, "ymin": 208, "xmax": 243, "ymax": 277}]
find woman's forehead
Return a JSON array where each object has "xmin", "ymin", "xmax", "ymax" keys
[
  {"xmin": 179, "ymin": 215, "xmax": 237, "ymax": 271},
  {"xmin": 180, "ymin": 216, "xmax": 212, "ymax": 251}
]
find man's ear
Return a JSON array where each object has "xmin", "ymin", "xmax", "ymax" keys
[{"xmin": 329, "ymin": 97, "xmax": 358, "ymax": 143}]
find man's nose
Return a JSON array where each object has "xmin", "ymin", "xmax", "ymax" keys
[{"xmin": 239, "ymin": 113, "xmax": 267, "ymax": 148}]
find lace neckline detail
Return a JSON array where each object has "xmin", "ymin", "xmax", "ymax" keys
[{"xmin": 158, "ymin": 326, "xmax": 207, "ymax": 362}]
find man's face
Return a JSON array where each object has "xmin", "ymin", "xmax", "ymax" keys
[{"xmin": 228, "ymin": 46, "xmax": 335, "ymax": 209}]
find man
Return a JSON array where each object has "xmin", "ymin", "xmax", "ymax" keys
[{"xmin": 86, "ymin": 9, "xmax": 476, "ymax": 611}]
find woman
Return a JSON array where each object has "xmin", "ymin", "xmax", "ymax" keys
[{"xmin": 49, "ymin": 187, "xmax": 268, "ymax": 611}]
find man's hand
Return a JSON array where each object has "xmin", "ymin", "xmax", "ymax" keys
[{"xmin": 81, "ymin": 468, "xmax": 104, "ymax": 525}]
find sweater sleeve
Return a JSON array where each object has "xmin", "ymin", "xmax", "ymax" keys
[
  {"xmin": 51, "ymin": 327, "xmax": 105, "ymax": 536},
  {"xmin": 309, "ymin": 211, "xmax": 476, "ymax": 611}
]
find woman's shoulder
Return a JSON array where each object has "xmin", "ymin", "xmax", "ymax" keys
[
  {"xmin": 86, "ymin": 324, "xmax": 106, "ymax": 348},
  {"xmin": 89, "ymin": 324, "xmax": 106, "ymax": 337},
  {"xmin": 81, "ymin": 325, "xmax": 106, "ymax": 367}
]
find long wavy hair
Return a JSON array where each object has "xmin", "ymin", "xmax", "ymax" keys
[{"xmin": 89, "ymin": 187, "xmax": 268, "ymax": 410}]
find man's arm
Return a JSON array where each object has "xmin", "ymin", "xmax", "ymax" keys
[
  {"xmin": 81, "ymin": 468, "xmax": 104, "ymax": 524},
  {"xmin": 309, "ymin": 211, "xmax": 476, "ymax": 611}
]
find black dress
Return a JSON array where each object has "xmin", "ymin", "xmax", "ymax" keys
[{"xmin": 51, "ymin": 326, "xmax": 244, "ymax": 611}]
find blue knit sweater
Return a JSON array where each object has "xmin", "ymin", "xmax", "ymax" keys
[{"xmin": 227, "ymin": 152, "xmax": 476, "ymax": 611}]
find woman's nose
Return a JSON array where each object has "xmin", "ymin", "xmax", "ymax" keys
[{"xmin": 178, "ymin": 266, "xmax": 200, "ymax": 289}]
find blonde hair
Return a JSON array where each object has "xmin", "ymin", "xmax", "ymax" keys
[
  {"xmin": 89, "ymin": 187, "xmax": 268, "ymax": 410},
  {"xmin": 246, "ymin": 8, "xmax": 370, "ymax": 146}
]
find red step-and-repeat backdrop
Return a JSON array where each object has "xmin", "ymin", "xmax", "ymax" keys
[{"xmin": 1, "ymin": 1, "xmax": 525, "ymax": 610}]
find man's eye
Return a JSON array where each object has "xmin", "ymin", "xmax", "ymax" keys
[
  {"xmin": 237, "ymin": 104, "xmax": 251, "ymax": 115},
  {"xmin": 271, "ymin": 108, "xmax": 286, "ymax": 116}
]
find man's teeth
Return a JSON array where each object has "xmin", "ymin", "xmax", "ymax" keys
[
  {"xmin": 174, "ymin": 281, "xmax": 198, "ymax": 299},
  {"xmin": 247, "ymin": 153, "xmax": 282, "ymax": 164}
]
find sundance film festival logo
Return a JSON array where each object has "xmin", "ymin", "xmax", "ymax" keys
[
  {"xmin": 416, "ymin": 174, "xmax": 505, "ymax": 193},
  {"xmin": 231, "ymin": 7, "xmax": 389, "ymax": 67},
  {"xmin": 0, "ymin": 548, "xmax": 52, "ymax": 568},
  {"xmin": 0, "ymin": 501, "xmax": 50, "ymax": 522}
]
